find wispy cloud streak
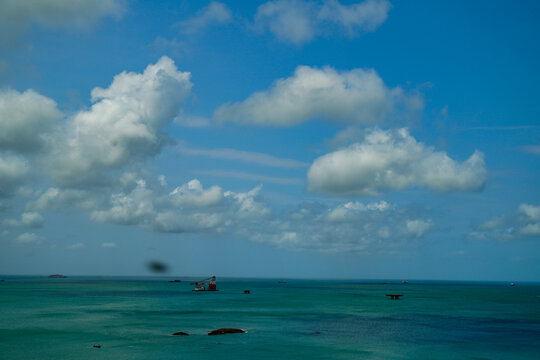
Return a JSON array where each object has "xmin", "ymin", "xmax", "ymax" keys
[
  {"xmin": 192, "ymin": 169, "xmax": 304, "ymax": 185},
  {"xmin": 178, "ymin": 143, "xmax": 309, "ymax": 168}
]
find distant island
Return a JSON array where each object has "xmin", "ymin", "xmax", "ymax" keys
[{"xmin": 48, "ymin": 274, "xmax": 66, "ymax": 278}]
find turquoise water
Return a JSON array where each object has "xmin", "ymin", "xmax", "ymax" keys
[{"xmin": 1, "ymin": 277, "xmax": 539, "ymax": 359}]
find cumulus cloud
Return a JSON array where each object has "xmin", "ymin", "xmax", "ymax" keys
[
  {"xmin": 249, "ymin": 200, "xmax": 432, "ymax": 252},
  {"xmin": 16, "ymin": 232, "xmax": 40, "ymax": 244},
  {"xmin": 89, "ymin": 177, "xmax": 431, "ymax": 252},
  {"xmin": 0, "ymin": 0, "xmax": 125, "ymax": 47},
  {"xmin": 254, "ymin": 0, "xmax": 391, "ymax": 45},
  {"xmin": 91, "ymin": 179, "xmax": 154, "ymax": 225},
  {"xmin": 469, "ymin": 203, "xmax": 540, "ymax": 240},
  {"xmin": 254, "ymin": 0, "xmax": 318, "ymax": 45},
  {"xmin": 88, "ymin": 178, "xmax": 270, "ymax": 234},
  {"xmin": 405, "ymin": 219, "xmax": 433, "ymax": 238},
  {"xmin": 155, "ymin": 183, "xmax": 271, "ymax": 233},
  {"xmin": 0, "ymin": 89, "xmax": 63, "ymax": 153},
  {"xmin": 214, "ymin": 65, "xmax": 421, "ymax": 126},
  {"xmin": 3, "ymin": 211, "xmax": 43, "ymax": 228},
  {"xmin": 169, "ymin": 179, "xmax": 223, "ymax": 208},
  {"xmin": 28, "ymin": 187, "xmax": 99, "ymax": 211},
  {"xmin": 177, "ymin": 2, "xmax": 232, "ymax": 34},
  {"xmin": 518, "ymin": 204, "xmax": 540, "ymax": 237},
  {"xmin": 308, "ymin": 128, "xmax": 487, "ymax": 196},
  {"xmin": 319, "ymin": 0, "xmax": 392, "ymax": 34},
  {"xmin": 519, "ymin": 203, "xmax": 540, "ymax": 222},
  {"xmin": 46, "ymin": 56, "xmax": 192, "ymax": 186},
  {"xmin": 18, "ymin": 169, "xmax": 436, "ymax": 253},
  {"xmin": 0, "ymin": 154, "xmax": 29, "ymax": 197}
]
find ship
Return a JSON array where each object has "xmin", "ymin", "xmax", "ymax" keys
[{"xmin": 190, "ymin": 276, "xmax": 218, "ymax": 291}]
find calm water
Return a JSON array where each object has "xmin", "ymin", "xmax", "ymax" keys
[{"xmin": 0, "ymin": 277, "xmax": 539, "ymax": 359}]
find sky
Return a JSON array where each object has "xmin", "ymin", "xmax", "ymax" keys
[{"xmin": 0, "ymin": 0, "xmax": 539, "ymax": 281}]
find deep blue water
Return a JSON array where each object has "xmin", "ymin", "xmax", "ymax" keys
[{"xmin": 0, "ymin": 277, "xmax": 539, "ymax": 359}]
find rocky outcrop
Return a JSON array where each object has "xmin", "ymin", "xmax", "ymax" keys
[
  {"xmin": 171, "ymin": 331, "xmax": 190, "ymax": 336},
  {"xmin": 208, "ymin": 328, "xmax": 246, "ymax": 335}
]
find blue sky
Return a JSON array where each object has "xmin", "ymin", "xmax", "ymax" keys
[{"xmin": 0, "ymin": 0, "xmax": 539, "ymax": 280}]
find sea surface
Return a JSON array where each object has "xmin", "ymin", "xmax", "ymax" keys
[{"xmin": 0, "ymin": 277, "xmax": 539, "ymax": 359}]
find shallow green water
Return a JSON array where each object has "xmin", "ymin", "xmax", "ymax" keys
[{"xmin": 0, "ymin": 277, "xmax": 539, "ymax": 359}]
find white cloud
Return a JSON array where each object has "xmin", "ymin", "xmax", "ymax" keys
[
  {"xmin": 327, "ymin": 200, "xmax": 390, "ymax": 221},
  {"xmin": 0, "ymin": 154, "xmax": 29, "ymax": 197},
  {"xmin": 28, "ymin": 187, "xmax": 99, "ymax": 211},
  {"xmin": 470, "ymin": 203, "xmax": 540, "ymax": 240},
  {"xmin": 67, "ymin": 242, "xmax": 85, "ymax": 249},
  {"xmin": 477, "ymin": 216, "xmax": 505, "ymax": 231},
  {"xmin": 169, "ymin": 179, "xmax": 223, "ymax": 208},
  {"xmin": 177, "ymin": 142, "xmax": 309, "ymax": 168},
  {"xmin": 101, "ymin": 242, "xmax": 117, "ymax": 248},
  {"xmin": 22, "ymin": 170, "xmax": 435, "ymax": 253},
  {"xmin": 519, "ymin": 203, "xmax": 540, "ymax": 222},
  {"xmin": 405, "ymin": 219, "xmax": 433, "ymax": 238},
  {"xmin": 521, "ymin": 145, "xmax": 540, "ymax": 156},
  {"xmin": 177, "ymin": 2, "xmax": 232, "ymax": 34},
  {"xmin": 319, "ymin": 0, "xmax": 392, "ymax": 34},
  {"xmin": 254, "ymin": 0, "xmax": 318, "ymax": 45},
  {"xmin": 214, "ymin": 65, "xmax": 420, "ymax": 126},
  {"xmin": 154, "ymin": 183, "xmax": 270, "ymax": 233},
  {"xmin": 520, "ymin": 223, "xmax": 540, "ymax": 236},
  {"xmin": 0, "ymin": 89, "xmax": 63, "ymax": 153},
  {"xmin": 0, "ymin": 0, "xmax": 125, "ymax": 47},
  {"xmin": 16, "ymin": 232, "xmax": 40, "ymax": 244},
  {"xmin": 254, "ymin": 0, "xmax": 391, "ymax": 45},
  {"xmin": 307, "ymin": 128, "xmax": 487, "ymax": 196},
  {"xmin": 91, "ymin": 180, "xmax": 154, "ymax": 225},
  {"xmin": 46, "ymin": 56, "xmax": 192, "ymax": 186},
  {"xmin": 87, "ymin": 178, "xmax": 270, "ymax": 234},
  {"xmin": 249, "ymin": 200, "xmax": 432, "ymax": 252},
  {"xmin": 518, "ymin": 204, "xmax": 540, "ymax": 236},
  {"xmin": 3, "ymin": 211, "xmax": 43, "ymax": 228}
]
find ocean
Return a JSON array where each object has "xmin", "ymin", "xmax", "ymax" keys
[{"xmin": 0, "ymin": 277, "xmax": 539, "ymax": 359}]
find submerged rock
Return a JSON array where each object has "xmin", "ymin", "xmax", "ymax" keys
[
  {"xmin": 171, "ymin": 331, "xmax": 190, "ymax": 336},
  {"xmin": 208, "ymin": 328, "xmax": 246, "ymax": 336}
]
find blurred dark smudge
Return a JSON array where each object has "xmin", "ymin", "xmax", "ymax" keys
[{"xmin": 147, "ymin": 261, "xmax": 169, "ymax": 273}]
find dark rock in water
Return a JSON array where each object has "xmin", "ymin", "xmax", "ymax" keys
[
  {"xmin": 172, "ymin": 331, "xmax": 190, "ymax": 336},
  {"xmin": 244, "ymin": 290, "xmax": 250, "ymax": 294},
  {"xmin": 93, "ymin": 344, "xmax": 101, "ymax": 348},
  {"xmin": 168, "ymin": 279, "xmax": 181, "ymax": 283},
  {"xmin": 208, "ymin": 328, "xmax": 246, "ymax": 335}
]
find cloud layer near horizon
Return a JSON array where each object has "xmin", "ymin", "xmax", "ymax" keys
[{"xmin": 58, "ymin": 176, "xmax": 433, "ymax": 253}]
